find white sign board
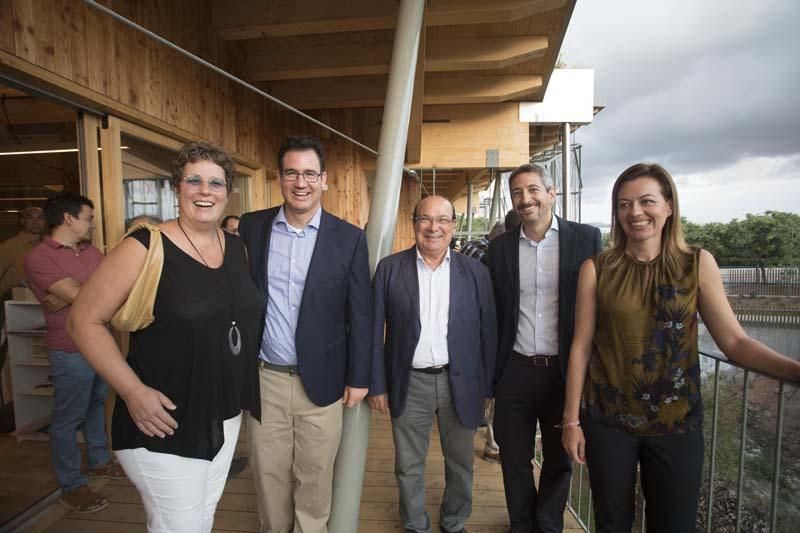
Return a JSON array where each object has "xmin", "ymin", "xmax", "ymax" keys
[{"xmin": 519, "ymin": 69, "xmax": 595, "ymax": 125}]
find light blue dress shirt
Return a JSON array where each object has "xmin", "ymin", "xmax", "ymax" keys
[
  {"xmin": 513, "ymin": 215, "xmax": 560, "ymax": 356},
  {"xmin": 260, "ymin": 206, "xmax": 321, "ymax": 365}
]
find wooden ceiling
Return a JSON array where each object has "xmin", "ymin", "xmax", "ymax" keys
[{"xmin": 211, "ymin": 0, "xmax": 577, "ymax": 175}]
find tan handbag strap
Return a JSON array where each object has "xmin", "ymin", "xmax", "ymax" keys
[
  {"xmin": 126, "ymin": 223, "xmax": 164, "ymax": 296},
  {"xmin": 109, "ymin": 223, "xmax": 163, "ymax": 331}
]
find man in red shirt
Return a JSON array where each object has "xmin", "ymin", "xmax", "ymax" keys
[{"xmin": 24, "ymin": 192, "xmax": 124, "ymax": 514}]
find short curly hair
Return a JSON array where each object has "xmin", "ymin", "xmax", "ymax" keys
[{"xmin": 171, "ymin": 141, "xmax": 236, "ymax": 192}]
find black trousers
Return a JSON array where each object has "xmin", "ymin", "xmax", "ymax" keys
[
  {"xmin": 493, "ymin": 354, "xmax": 571, "ymax": 533},
  {"xmin": 583, "ymin": 417, "xmax": 704, "ymax": 533}
]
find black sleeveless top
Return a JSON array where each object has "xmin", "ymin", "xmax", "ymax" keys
[{"xmin": 112, "ymin": 228, "xmax": 262, "ymax": 460}]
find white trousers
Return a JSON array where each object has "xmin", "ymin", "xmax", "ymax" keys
[{"xmin": 116, "ymin": 413, "xmax": 242, "ymax": 533}]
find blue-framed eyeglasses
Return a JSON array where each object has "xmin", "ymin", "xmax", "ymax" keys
[{"xmin": 181, "ymin": 175, "xmax": 228, "ymax": 192}]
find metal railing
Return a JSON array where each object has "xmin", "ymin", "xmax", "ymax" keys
[
  {"xmin": 543, "ymin": 349, "xmax": 800, "ymax": 533},
  {"xmin": 721, "ymin": 266, "xmax": 800, "ymax": 297}
]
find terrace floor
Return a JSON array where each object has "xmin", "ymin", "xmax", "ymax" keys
[{"xmin": 19, "ymin": 411, "xmax": 582, "ymax": 532}]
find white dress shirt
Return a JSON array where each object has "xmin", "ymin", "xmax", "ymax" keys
[
  {"xmin": 412, "ymin": 247, "xmax": 451, "ymax": 368},
  {"xmin": 513, "ymin": 216, "xmax": 560, "ymax": 356}
]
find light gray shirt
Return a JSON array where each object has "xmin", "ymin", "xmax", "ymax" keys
[
  {"xmin": 412, "ymin": 247, "xmax": 451, "ymax": 368},
  {"xmin": 513, "ymin": 216, "xmax": 560, "ymax": 356}
]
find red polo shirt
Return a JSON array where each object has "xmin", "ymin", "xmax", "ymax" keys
[{"xmin": 24, "ymin": 236, "xmax": 103, "ymax": 352}]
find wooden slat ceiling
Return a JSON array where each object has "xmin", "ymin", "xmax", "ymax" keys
[
  {"xmin": 211, "ymin": 0, "xmax": 577, "ymax": 197},
  {"xmin": 212, "ymin": 0, "xmax": 572, "ymax": 110}
]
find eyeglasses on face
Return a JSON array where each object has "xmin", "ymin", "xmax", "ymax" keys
[
  {"xmin": 413, "ymin": 215, "xmax": 454, "ymax": 226},
  {"xmin": 181, "ymin": 175, "xmax": 228, "ymax": 192},
  {"xmin": 282, "ymin": 169, "xmax": 322, "ymax": 183}
]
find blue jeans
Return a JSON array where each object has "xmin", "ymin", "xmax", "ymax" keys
[{"xmin": 48, "ymin": 350, "xmax": 111, "ymax": 491}]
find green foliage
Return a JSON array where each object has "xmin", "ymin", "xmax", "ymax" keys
[
  {"xmin": 683, "ymin": 211, "xmax": 800, "ymax": 265},
  {"xmin": 456, "ymin": 216, "xmax": 490, "ymax": 234}
]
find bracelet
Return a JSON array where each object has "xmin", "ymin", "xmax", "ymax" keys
[{"xmin": 556, "ymin": 420, "xmax": 581, "ymax": 429}]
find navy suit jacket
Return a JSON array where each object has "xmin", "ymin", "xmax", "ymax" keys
[
  {"xmin": 370, "ymin": 247, "xmax": 497, "ymax": 429},
  {"xmin": 487, "ymin": 217, "xmax": 602, "ymax": 385},
  {"xmin": 239, "ymin": 206, "xmax": 372, "ymax": 407}
]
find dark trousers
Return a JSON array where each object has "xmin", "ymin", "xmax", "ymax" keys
[
  {"xmin": 583, "ymin": 417, "xmax": 704, "ymax": 533},
  {"xmin": 493, "ymin": 354, "xmax": 571, "ymax": 533}
]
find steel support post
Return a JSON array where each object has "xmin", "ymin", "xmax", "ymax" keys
[
  {"xmin": 489, "ymin": 169, "xmax": 502, "ymax": 225},
  {"xmin": 328, "ymin": 1, "xmax": 425, "ymax": 531},
  {"xmin": 466, "ymin": 178, "xmax": 474, "ymax": 240},
  {"xmin": 561, "ymin": 122, "xmax": 571, "ymax": 221}
]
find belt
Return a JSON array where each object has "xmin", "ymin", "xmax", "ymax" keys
[
  {"xmin": 411, "ymin": 364, "xmax": 449, "ymax": 375},
  {"xmin": 512, "ymin": 351, "xmax": 558, "ymax": 368},
  {"xmin": 260, "ymin": 360, "xmax": 300, "ymax": 376}
]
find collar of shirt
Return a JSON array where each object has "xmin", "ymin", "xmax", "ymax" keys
[
  {"xmin": 416, "ymin": 246, "xmax": 451, "ymax": 271},
  {"xmin": 519, "ymin": 214, "xmax": 559, "ymax": 245},
  {"xmin": 43, "ymin": 235, "xmax": 89, "ymax": 251},
  {"xmin": 275, "ymin": 205, "xmax": 322, "ymax": 234}
]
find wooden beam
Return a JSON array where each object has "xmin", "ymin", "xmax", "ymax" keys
[
  {"xmin": 268, "ymin": 74, "xmax": 542, "ymax": 109},
  {"xmin": 247, "ymin": 35, "xmax": 547, "ymax": 81},
  {"xmin": 444, "ymin": 169, "xmax": 489, "ymax": 201},
  {"xmin": 214, "ymin": 0, "xmax": 569, "ymax": 40},
  {"xmin": 406, "ymin": 14, "xmax": 427, "ymax": 165},
  {"xmin": 266, "ymin": 76, "xmax": 387, "ymax": 110},
  {"xmin": 246, "ymin": 40, "xmax": 392, "ymax": 81},
  {"xmin": 414, "ymin": 104, "xmax": 530, "ymax": 169},
  {"xmin": 425, "ymin": 74, "xmax": 543, "ymax": 105},
  {"xmin": 0, "ymin": 97, "xmax": 76, "ymax": 124},
  {"xmin": 79, "ymin": 114, "xmax": 105, "ymax": 252},
  {"xmin": 99, "ymin": 116, "xmax": 125, "ymax": 250},
  {"xmin": 427, "ymin": 36, "xmax": 548, "ymax": 72}
]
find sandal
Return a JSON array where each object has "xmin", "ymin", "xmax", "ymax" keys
[{"xmin": 59, "ymin": 485, "xmax": 109, "ymax": 514}]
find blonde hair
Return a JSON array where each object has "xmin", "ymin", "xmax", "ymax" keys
[{"xmin": 604, "ymin": 163, "xmax": 692, "ymax": 277}]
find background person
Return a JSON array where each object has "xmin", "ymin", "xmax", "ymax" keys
[
  {"xmin": 562, "ymin": 163, "xmax": 800, "ymax": 533},
  {"xmin": 459, "ymin": 209, "xmax": 521, "ymax": 464},
  {"xmin": 125, "ymin": 215, "xmax": 163, "ymax": 231},
  {"xmin": 68, "ymin": 142, "xmax": 261, "ymax": 532},
  {"xmin": 221, "ymin": 215, "xmax": 240, "ymax": 236},
  {"xmin": 1, "ymin": 206, "xmax": 45, "ymax": 298},
  {"xmin": 24, "ymin": 193, "xmax": 124, "ymax": 514}
]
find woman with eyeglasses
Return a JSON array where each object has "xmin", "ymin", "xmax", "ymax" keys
[
  {"xmin": 560, "ymin": 163, "xmax": 800, "ymax": 533},
  {"xmin": 68, "ymin": 141, "xmax": 261, "ymax": 532}
]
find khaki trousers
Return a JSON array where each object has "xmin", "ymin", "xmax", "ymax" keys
[{"xmin": 248, "ymin": 367, "xmax": 343, "ymax": 533}]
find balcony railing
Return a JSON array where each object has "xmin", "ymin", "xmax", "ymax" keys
[{"xmin": 538, "ymin": 349, "xmax": 800, "ymax": 533}]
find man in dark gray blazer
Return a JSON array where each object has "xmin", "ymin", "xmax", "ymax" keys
[
  {"xmin": 369, "ymin": 195, "xmax": 497, "ymax": 533},
  {"xmin": 488, "ymin": 164, "xmax": 602, "ymax": 533},
  {"xmin": 239, "ymin": 136, "xmax": 371, "ymax": 533}
]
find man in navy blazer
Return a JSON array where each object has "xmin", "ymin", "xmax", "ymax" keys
[
  {"xmin": 487, "ymin": 164, "xmax": 601, "ymax": 533},
  {"xmin": 239, "ymin": 136, "xmax": 371, "ymax": 533},
  {"xmin": 369, "ymin": 195, "xmax": 496, "ymax": 533}
]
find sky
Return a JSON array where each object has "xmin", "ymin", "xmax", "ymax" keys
[{"xmin": 559, "ymin": 0, "xmax": 800, "ymax": 225}]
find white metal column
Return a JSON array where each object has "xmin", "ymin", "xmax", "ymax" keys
[
  {"xmin": 561, "ymin": 122, "xmax": 571, "ymax": 221},
  {"xmin": 328, "ymin": 2, "xmax": 426, "ymax": 531}
]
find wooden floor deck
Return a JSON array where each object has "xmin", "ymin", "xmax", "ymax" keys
[{"xmin": 24, "ymin": 411, "xmax": 582, "ymax": 532}]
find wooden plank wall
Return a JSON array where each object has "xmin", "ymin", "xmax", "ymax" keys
[
  {"xmin": 0, "ymin": 0, "xmax": 391, "ymax": 229},
  {"xmin": 393, "ymin": 175, "xmax": 419, "ymax": 252}
]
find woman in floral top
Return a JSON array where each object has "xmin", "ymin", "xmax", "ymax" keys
[{"xmin": 561, "ymin": 163, "xmax": 800, "ymax": 532}]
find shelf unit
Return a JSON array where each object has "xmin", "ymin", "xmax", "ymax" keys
[{"xmin": 4, "ymin": 300, "xmax": 51, "ymax": 441}]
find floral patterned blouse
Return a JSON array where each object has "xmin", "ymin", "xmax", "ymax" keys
[{"xmin": 583, "ymin": 248, "xmax": 703, "ymax": 435}]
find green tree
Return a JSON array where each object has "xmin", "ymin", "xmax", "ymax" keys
[{"xmin": 683, "ymin": 211, "xmax": 800, "ymax": 268}]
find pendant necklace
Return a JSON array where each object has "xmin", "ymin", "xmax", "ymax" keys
[{"xmin": 177, "ymin": 218, "xmax": 242, "ymax": 356}]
